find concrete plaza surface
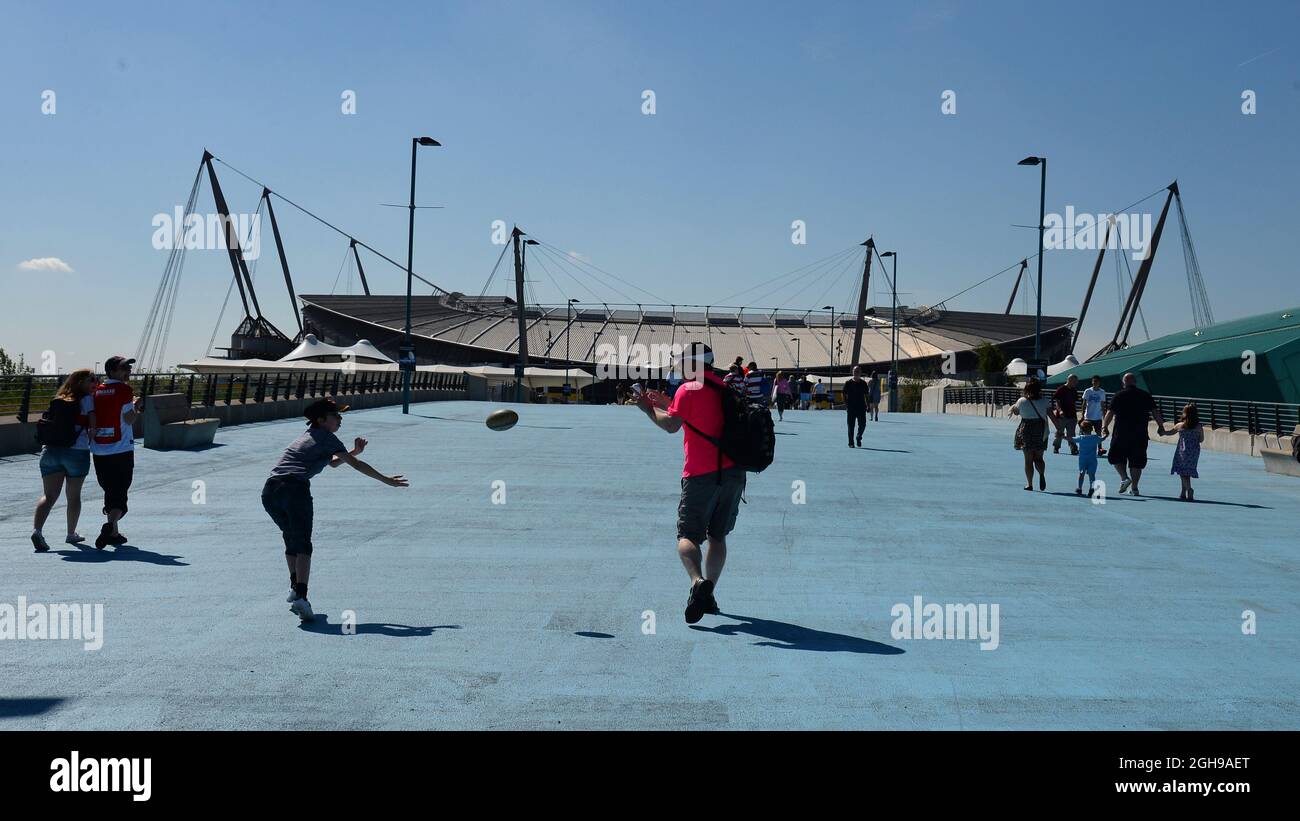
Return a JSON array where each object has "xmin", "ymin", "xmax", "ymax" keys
[{"xmin": 1, "ymin": 402, "xmax": 1296, "ymax": 730}]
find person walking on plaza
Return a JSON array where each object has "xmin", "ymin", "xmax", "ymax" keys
[
  {"xmin": 262, "ymin": 398, "xmax": 408, "ymax": 622},
  {"xmin": 723, "ymin": 363, "xmax": 745, "ymax": 394},
  {"xmin": 1081, "ymin": 375, "xmax": 1107, "ymax": 456},
  {"xmin": 1051, "ymin": 374, "xmax": 1080, "ymax": 455},
  {"xmin": 1102, "ymin": 372, "xmax": 1167, "ymax": 496},
  {"xmin": 635, "ymin": 342, "xmax": 745, "ymax": 624},
  {"xmin": 90, "ymin": 356, "xmax": 141, "ymax": 549},
  {"xmin": 744, "ymin": 361, "xmax": 767, "ymax": 407},
  {"xmin": 1074, "ymin": 420, "xmax": 1106, "ymax": 497},
  {"xmin": 842, "ymin": 366, "xmax": 869, "ymax": 448},
  {"xmin": 31, "ymin": 369, "xmax": 97, "ymax": 552},
  {"xmin": 1010, "ymin": 378, "xmax": 1051, "ymax": 491},
  {"xmin": 868, "ymin": 370, "xmax": 882, "ymax": 420},
  {"xmin": 812, "ymin": 378, "xmax": 828, "ymax": 408},
  {"xmin": 773, "ymin": 370, "xmax": 792, "ymax": 420},
  {"xmin": 1159, "ymin": 402, "xmax": 1203, "ymax": 501}
]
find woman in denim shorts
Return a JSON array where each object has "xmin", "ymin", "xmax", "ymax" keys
[{"xmin": 32, "ymin": 369, "xmax": 97, "ymax": 552}]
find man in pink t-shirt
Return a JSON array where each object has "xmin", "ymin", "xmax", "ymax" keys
[{"xmin": 637, "ymin": 342, "xmax": 746, "ymax": 624}]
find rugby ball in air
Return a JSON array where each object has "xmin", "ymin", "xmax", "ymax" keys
[{"xmin": 485, "ymin": 408, "xmax": 519, "ymax": 431}]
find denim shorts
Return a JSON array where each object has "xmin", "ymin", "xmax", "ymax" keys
[{"xmin": 39, "ymin": 447, "xmax": 91, "ymax": 478}]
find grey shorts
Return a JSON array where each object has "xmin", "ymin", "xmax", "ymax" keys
[{"xmin": 677, "ymin": 467, "xmax": 746, "ymax": 545}]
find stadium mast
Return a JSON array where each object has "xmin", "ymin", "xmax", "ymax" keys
[
  {"xmin": 849, "ymin": 237, "xmax": 875, "ymax": 367},
  {"xmin": 511, "ymin": 226, "xmax": 530, "ymax": 402}
]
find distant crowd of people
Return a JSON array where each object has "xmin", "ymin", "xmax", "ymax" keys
[
  {"xmin": 613, "ymin": 356, "xmax": 881, "ymax": 422},
  {"xmin": 1010, "ymin": 371, "xmax": 1203, "ymax": 500}
]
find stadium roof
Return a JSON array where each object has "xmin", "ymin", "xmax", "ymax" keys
[{"xmin": 299, "ymin": 294, "xmax": 1075, "ymax": 371}]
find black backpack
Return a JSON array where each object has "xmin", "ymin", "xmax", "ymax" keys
[
  {"xmin": 35, "ymin": 397, "xmax": 81, "ymax": 449},
  {"xmin": 683, "ymin": 377, "xmax": 776, "ymax": 475}
]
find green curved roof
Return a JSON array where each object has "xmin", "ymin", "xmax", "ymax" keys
[{"xmin": 1049, "ymin": 306, "xmax": 1300, "ymax": 404}]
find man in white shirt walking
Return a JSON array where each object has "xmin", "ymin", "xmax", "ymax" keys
[{"xmin": 1081, "ymin": 375, "xmax": 1107, "ymax": 456}]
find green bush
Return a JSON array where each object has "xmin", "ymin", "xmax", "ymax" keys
[{"xmin": 975, "ymin": 341, "xmax": 1007, "ymax": 386}]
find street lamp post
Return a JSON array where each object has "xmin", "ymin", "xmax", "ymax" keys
[
  {"xmin": 881, "ymin": 250, "xmax": 898, "ymax": 411},
  {"xmin": 822, "ymin": 306, "xmax": 835, "ymax": 386},
  {"xmin": 402, "ymin": 136, "xmax": 441, "ymax": 414},
  {"xmin": 1018, "ymin": 155, "xmax": 1047, "ymax": 369},
  {"xmin": 790, "ymin": 335, "xmax": 801, "ymax": 372},
  {"xmin": 566, "ymin": 298, "xmax": 579, "ymax": 402}
]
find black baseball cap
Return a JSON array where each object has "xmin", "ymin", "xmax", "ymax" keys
[
  {"xmin": 303, "ymin": 398, "xmax": 349, "ymax": 422},
  {"xmin": 104, "ymin": 356, "xmax": 136, "ymax": 372}
]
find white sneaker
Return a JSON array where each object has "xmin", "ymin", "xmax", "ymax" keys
[
  {"xmin": 289, "ymin": 597, "xmax": 314, "ymax": 622},
  {"xmin": 285, "ymin": 588, "xmax": 297, "ymax": 603},
  {"xmin": 1118, "ymin": 478, "xmax": 1132, "ymax": 494},
  {"xmin": 66, "ymin": 532, "xmax": 86, "ymax": 545}
]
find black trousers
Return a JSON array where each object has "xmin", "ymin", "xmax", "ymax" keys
[
  {"xmin": 93, "ymin": 450, "xmax": 134, "ymax": 516},
  {"xmin": 847, "ymin": 406, "xmax": 866, "ymax": 441}
]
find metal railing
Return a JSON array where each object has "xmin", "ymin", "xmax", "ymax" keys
[
  {"xmin": 943, "ymin": 386, "xmax": 1300, "ymax": 436},
  {"xmin": 1, "ymin": 370, "xmax": 467, "ymax": 422}
]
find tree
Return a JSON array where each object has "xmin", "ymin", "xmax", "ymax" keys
[
  {"xmin": 0, "ymin": 347, "xmax": 33, "ymax": 376},
  {"xmin": 974, "ymin": 341, "xmax": 1007, "ymax": 385}
]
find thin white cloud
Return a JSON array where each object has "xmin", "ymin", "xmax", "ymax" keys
[
  {"xmin": 567, "ymin": 251, "xmax": 590, "ymax": 264},
  {"xmin": 17, "ymin": 257, "xmax": 74, "ymax": 273}
]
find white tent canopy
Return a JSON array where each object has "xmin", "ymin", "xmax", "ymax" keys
[{"xmin": 279, "ymin": 334, "xmax": 394, "ymax": 364}]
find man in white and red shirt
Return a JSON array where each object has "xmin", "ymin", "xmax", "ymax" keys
[
  {"xmin": 637, "ymin": 342, "xmax": 745, "ymax": 624},
  {"xmin": 90, "ymin": 355, "xmax": 141, "ymax": 549}
]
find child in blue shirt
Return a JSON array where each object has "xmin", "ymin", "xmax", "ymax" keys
[{"xmin": 1075, "ymin": 420, "xmax": 1107, "ymax": 497}]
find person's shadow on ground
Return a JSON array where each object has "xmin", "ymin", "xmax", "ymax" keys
[
  {"xmin": 297, "ymin": 614, "xmax": 460, "ymax": 637},
  {"xmin": 1139, "ymin": 494, "xmax": 1271, "ymax": 510},
  {"xmin": 55, "ymin": 544, "xmax": 188, "ymax": 566},
  {"xmin": 1044, "ymin": 491, "xmax": 1269, "ymax": 509},
  {"xmin": 0, "ymin": 697, "xmax": 66, "ymax": 718},
  {"xmin": 691, "ymin": 613, "xmax": 904, "ymax": 654}
]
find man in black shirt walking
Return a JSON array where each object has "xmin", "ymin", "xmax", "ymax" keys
[
  {"xmin": 1102, "ymin": 372, "xmax": 1167, "ymax": 496},
  {"xmin": 843, "ymin": 365, "xmax": 870, "ymax": 448}
]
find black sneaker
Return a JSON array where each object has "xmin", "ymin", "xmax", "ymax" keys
[
  {"xmin": 109, "ymin": 531, "xmax": 128, "ymax": 546},
  {"xmin": 856, "ymin": 438, "xmax": 862, "ymax": 447},
  {"xmin": 703, "ymin": 588, "xmax": 721, "ymax": 615},
  {"xmin": 31, "ymin": 533, "xmax": 50, "ymax": 553},
  {"xmin": 685, "ymin": 579, "xmax": 714, "ymax": 624},
  {"xmin": 848, "ymin": 441, "xmax": 855, "ymax": 448},
  {"xmin": 94, "ymin": 524, "xmax": 114, "ymax": 550}
]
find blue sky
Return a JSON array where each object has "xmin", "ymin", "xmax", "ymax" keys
[{"xmin": 2, "ymin": 0, "xmax": 1297, "ymax": 368}]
